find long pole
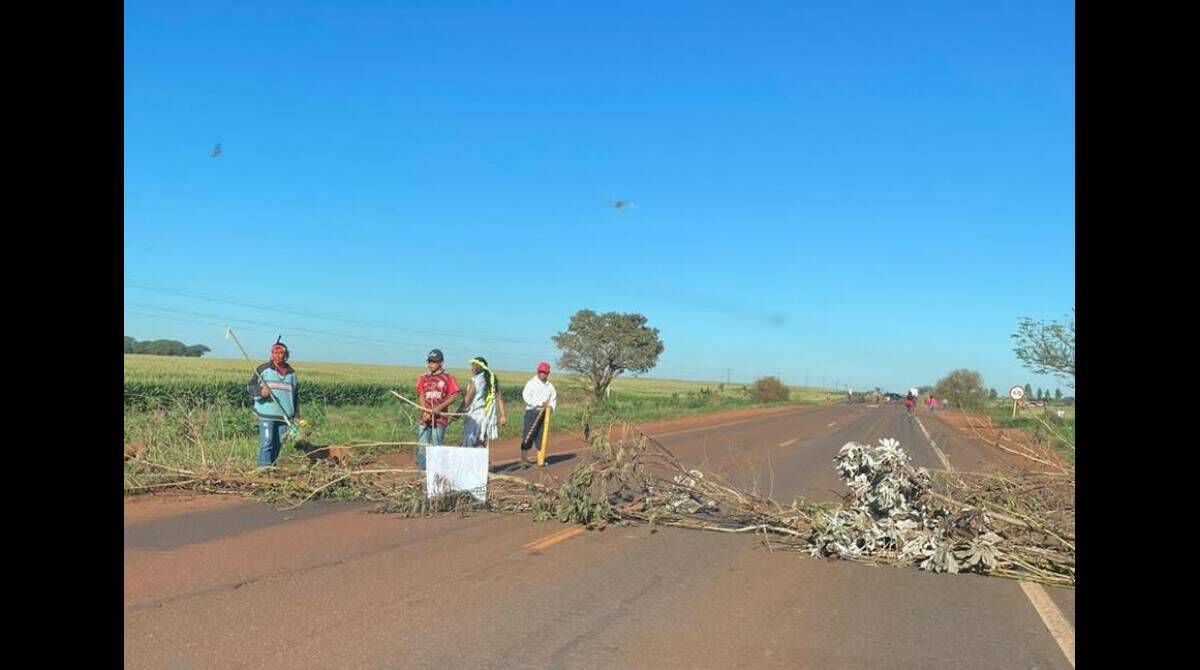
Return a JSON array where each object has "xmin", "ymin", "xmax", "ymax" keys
[
  {"xmin": 225, "ymin": 326, "xmax": 295, "ymax": 435},
  {"xmin": 536, "ymin": 406, "xmax": 552, "ymax": 467}
]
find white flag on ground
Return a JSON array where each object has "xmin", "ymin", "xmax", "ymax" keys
[{"xmin": 425, "ymin": 446, "xmax": 489, "ymax": 502}]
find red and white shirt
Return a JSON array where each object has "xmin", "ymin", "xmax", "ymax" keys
[{"xmin": 416, "ymin": 372, "xmax": 460, "ymax": 427}]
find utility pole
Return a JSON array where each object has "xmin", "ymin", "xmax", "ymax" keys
[{"xmin": 725, "ymin": 368, "xmax": 731, "ymax": 384}]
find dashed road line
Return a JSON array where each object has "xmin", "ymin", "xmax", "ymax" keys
[
  {"xmin": 826, "ymin": 421, "xmax": 837, "ymax": 428},
  {"xmin": 777, "ymin": 438, "xmax": 798, "ymax": 447},
  {"xmin": 523, "ymin": 526, "xmax": 585, "ymax": 551},
  {"xmin": 651, "ymin": 407, "xmax": 811, "ymax": 439},
  {"xmin": 913, "ymin": 416, "xmax": 951, "ymax": 470},
  {"xmin": 494, "ymin": 407, "xmax": 815, "ymax": 470}
]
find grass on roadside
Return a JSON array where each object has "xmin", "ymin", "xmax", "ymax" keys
[
  {"xmin": 125, "ymin": 355, "xmax": 839, "ymax": 486},
  {"xmin": 980, "ymin": 401, "xmax": 1076, "ymax": 465},
  {"xmin": 124, "ymin": 393, "xmax": 811, "ymax": 481}
]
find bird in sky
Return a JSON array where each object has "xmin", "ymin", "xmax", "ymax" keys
[
  {"xmin": 211, "ymin": 143, "xmax": 223, "ymax": 158},
  {"xmin": 609, "ymin": 199, "xmax": 635, "ymax": 210}
]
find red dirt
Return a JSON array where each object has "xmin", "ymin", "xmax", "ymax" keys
[
  {"xmin": 123, "ymin": 490, "xmax": 247, "ymax": 524},
  {"xmin": 929, "ymin": 410, "xmax": 1072, "ymax": 474}
]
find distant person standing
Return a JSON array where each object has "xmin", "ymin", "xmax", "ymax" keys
[
  {"xmin": 846, "ymin": 389, "xmax": 854, "ymax": 406},
  {"xmin": 248, "ymin": 339, "xmax": 300, "ymax": 468},
  {"xmin": 415, "ymin": 349, "xmax": 460, "ymax": 470},
  {"xmin": 460, "ymin": 357, "xmax": 507, "ymax": 447},
  {"xmin": 942, "ymin": 398, "xmax": 949, "ymax": 411},
  {"xmin": 904, "ymin": 391, "xmax": 915, "ymax": 419},
  {"xmin": 926, "ymin": 394, "xmax": 936, "ymax": 414},
  {"xmin": 519, "ymin": 362, "xmax": 558, "ymax": 468}
]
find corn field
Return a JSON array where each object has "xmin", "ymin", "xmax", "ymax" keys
[{"xmin": 124, "ymin": 355, "xmax": 831, "ymax": 409}]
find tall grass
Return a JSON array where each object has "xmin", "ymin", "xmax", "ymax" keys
[{"xmin": 981, "ymin": 401, "xmax": 1076, "ymax": 464}]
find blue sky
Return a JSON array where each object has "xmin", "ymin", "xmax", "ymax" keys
[{"xmin": 124, "ymin": 1, "xmax": 1075, "ymax": 395}]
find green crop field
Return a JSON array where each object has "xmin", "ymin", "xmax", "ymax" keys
[
  {"xmin": 124, "ymin": 355, "xmax": 834, "ymax": 407},
  {"xmin": 124, "ymin": 355, "xmax": 837, "ymax": 474}
]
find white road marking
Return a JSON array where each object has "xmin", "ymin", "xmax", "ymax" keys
[
  {"xmin": 826, "ymin": 421, "xmax": 837, "ymax": 428},
  {"xmin": 652, "ymin": 408, "xmax": 809, "ymax": 439},
  {"xmin": 913, "ymin": 416, "xmax": 951, "ymax": 470},
  {"xmin": 494, "ymin": 407, "xmax": 812, "ymax": 467},
  {"xmin": 1019, "ymin": 581, "xmax": 1075, "ymax": 667},
  {"xmin": 913, "ymin": 415, "xmax": 1074, "ymax": 667},
  {"xmin": 777, "ymin": 438, "xmax": 798, "ymax": 447}
]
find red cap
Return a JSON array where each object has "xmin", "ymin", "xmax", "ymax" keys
[{"xmin": 537, "ymin": 361, "xmax": 551, "ymax": 373}]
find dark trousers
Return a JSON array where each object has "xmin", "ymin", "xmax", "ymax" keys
[{"xmin": 521, "ymin": 408, "xmax": 546, "ymax": 452}]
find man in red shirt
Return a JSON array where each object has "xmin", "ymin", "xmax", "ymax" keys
[{"xmin": 416, "ymin": 349, "xmax": 460, "ymax": 470}]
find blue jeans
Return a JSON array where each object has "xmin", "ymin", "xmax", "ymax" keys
[
  {"xmin": 258, "ymin": 419, "xmax": 289, "ymax": 467},
  {"xmin": 416, "ymin": 424, "xmax": 446, "ymax": 470}
]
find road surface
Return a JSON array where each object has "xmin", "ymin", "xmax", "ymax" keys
[{"xmin": 125, "ymin": 403, "xmax": 1075, "ymax": 669}]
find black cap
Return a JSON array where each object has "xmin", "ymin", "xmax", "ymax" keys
[{"xmin": 427, "ymin": 349, "xmax": 444, "ymax": 363}]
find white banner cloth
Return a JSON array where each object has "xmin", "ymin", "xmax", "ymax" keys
[{"xmin": 425, "ymin": 446, "xmax": 489, "ymax": 502}]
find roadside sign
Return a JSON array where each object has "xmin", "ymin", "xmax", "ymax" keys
[{"xmin": 1009, "ymin": 386, "xmax": 1024, "ymax": 418}]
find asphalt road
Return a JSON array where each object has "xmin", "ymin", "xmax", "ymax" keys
[{"xmin": 124, "ymin": 403, "xmax": 1075, "ymax": 669}]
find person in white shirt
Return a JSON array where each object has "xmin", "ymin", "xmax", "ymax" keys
[{"xmin": 519, "ymin": 361, "xmax": 557, "ymax": 468}]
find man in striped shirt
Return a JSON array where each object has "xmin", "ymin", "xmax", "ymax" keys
[{"xmin": 248, "ymin": 341, "xmax": 300, "ymax": 467}]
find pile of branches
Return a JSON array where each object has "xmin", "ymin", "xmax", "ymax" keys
[
  {"xmin": 805, "ymin": 440, "xmax": 1073, "ymax": 586},
  {"xmin": 124, "ymin": 425, "xmax": 1073, "ymax": 588},
  {"xmin": 123, "ymin": 447, "xmax": 547, "ymax": 517},
  {"xmin": 578, "ymin": 430, "xmax": 1074, "ymax": 587}
]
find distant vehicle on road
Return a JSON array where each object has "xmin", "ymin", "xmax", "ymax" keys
[{"xmin": 885, "ymin": 393, "xmax": 903, "ymax": 402}]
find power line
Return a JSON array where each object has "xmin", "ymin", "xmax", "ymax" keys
[
  {"xmin": 123, "ymin": 303, "xmax": 558, "ymax": 361},
  {"xmin": 123, "ymin": 281, "xmax": 550, "ymax": 347},
  {"xmin": 125, "ymin": 307, "xmax": 743, "ymax": 384}
]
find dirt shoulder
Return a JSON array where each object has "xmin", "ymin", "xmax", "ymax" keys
[{"xmin": 923, "ymin": 409, "xmax": 1072, "ymax": 474}]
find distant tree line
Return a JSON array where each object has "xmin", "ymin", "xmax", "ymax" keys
[{"xmin": 125, "ymin": 336, "xmax": 211, "ymax": 357}]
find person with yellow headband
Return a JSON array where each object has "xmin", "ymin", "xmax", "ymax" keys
[{"xmin": 459, "ymin": 356, "xmax": 507, "ymax": 447}]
